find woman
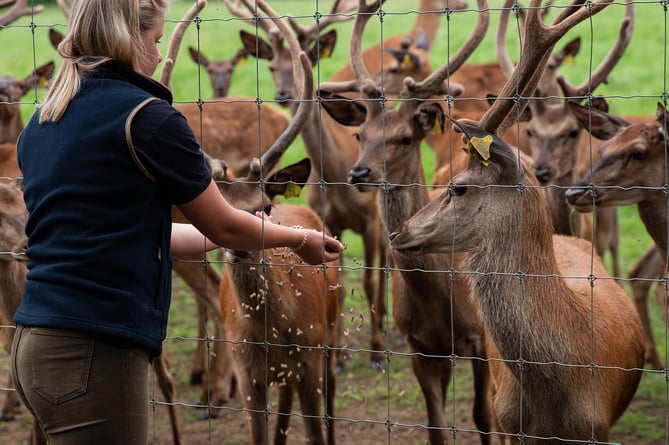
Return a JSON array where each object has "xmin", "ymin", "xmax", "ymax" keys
[{"xmin": 10, "ymin": 0, "xmax": 344, "ymax": 443}]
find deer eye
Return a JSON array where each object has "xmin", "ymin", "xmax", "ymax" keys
[
  {"xmin": 450, "ymin": 184, "xmax": 467, "ymax": 196},
  {"xmin": 400, "ymin": 136, "xmax": 412, "ymax": 145},
  {"xmin": 263, "ymin": 204, "xmax": 273, "ymax": 215},
  {"xmin": 525, "ymin": 128, "xmax": 533, "ymax": 138},
  {"xmin": 631, "ymin": 149, "xmax": 648, "ymax": 161},
  {"xmin": 568, "ymin": 129, "xmax": 580, "ymax": 138},
  {"xmin": 353, "ymin": 132, "xmax": 361, "ymax": 142}
]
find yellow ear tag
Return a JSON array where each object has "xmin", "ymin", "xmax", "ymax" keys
[
  {"xmin": 564, "ymin": 53, "xmax": 575, "ymax": 66},
  {"xmin": 321, "ymin": 47, "xmax": 332, "ymax": 59},
  {"xmin": 236, "ymin": 58, "xmax": 247, "ymax": 66},
  {"xmin": 37, "ymin": 76, "xmax": 50, "ymax": 88},
  {"xmin": 469, "ymin": 135, "xmax": 493, "ymax": 166},
  {"xmin": 283, "ymin": 183, "xmax": 302, "ymax": 199},
  {"xmin": 400, "ymin": 54, "xmax": 413, "ymax": 70},
  {"xmin": 433, "ymin": 116, "xmax": 443, "ymax": 134}
]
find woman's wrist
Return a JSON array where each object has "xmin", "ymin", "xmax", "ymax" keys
[{"xmin": 289, "ymin": 225, "xmax": 309, "ymax": 252}]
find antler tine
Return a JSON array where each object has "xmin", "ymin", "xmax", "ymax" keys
[
  {"xmin": 477, "ymin": 0, "xmax": 613, "ymax": 136},
  {"xmin": 401, "ymin": 0, "xmax": 489, "ymax": 101},
  {"xmin": 558, "ymin": 1, "xmax": 633, "ymax": 99},
  {"xmin": 286, "ymin": 0, "xmax": 357, "ymax": 47},
  {"xmin": 56, "ymin": 0, "xmax": 70, "ymax": 18},
  {"xmin": 495, "ymin": 0, "xmax": 519, "ymax": 79},
  {"xmin": 159, "ymin": 0, "xmax": 207, "ymax": 90},
  {"xmin": 234, "ymin": 0, "xmax": 279, "ymax": 37},
  {"xmin": 253, "ymin": 0, "xmax": 313, "ymax": 177},
  {"xmin": 0, "ymin": 0, "xmax": 43, "ymax": 27}
]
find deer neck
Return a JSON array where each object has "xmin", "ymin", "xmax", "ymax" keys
[
  {"xmin": 412, "ymin": 0, "xmax": 444, "ymax": 47},
  {"xmin": 0, "ymin": 104, "xmax": 23, "ymax": 144},
  {"xmin": 291, "ymin": 101, "xmax": 352, "ymax": 182},
  {"xmin": 638, "ymin": 197, "xmax": 668, "ymax": 253},
  {"xmin": 466, "ymin": 188, "xmax": 578, "ymax": 379},
  {"xmin": 380, "ymin": 169, "xmax": 429, "ymax": 235}
]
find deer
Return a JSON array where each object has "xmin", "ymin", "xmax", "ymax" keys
[
  {"xmin": 565, "ymin": 102, "xmax": 669, "ymax": 370},
  {"xmin": 187, "ymin": 45, "xmax": 248, "ymax": 98},
  {"xmin": 227, "ymin": 0, "xmax": 388, "ymax": 371},
  {"xmin": 0, "ymin": 62, "xmax": 55, "ymax": 144},
  {"xmin": 490, "ymin": 0, "xmax": 634, "ymax": 285},
  {"xmin": 317, "ymin": 1, "xmax": 498, "ymax": 444},
  {"xmin": 389, "ymin": 2, "xmax": 645, "ymax": 442},
  {"xmin": 204, "ymin": 4, "xmax": 342, "ymax": 442}
]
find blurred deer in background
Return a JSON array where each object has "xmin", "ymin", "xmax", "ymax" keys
[
  {"xmin": 319, "ymin": 1, "xmax": 496, "ymax": 443},
  {"xmin": 227, "ymin": 0, "xmax": 389, "ymax": 370},
  {"xmin": 390, "ymin": 2, "xmax": 644, "ymax": 442},
  {"xmin": 187, "ymin": 45, "xmax": 248, "ymax": 98}
]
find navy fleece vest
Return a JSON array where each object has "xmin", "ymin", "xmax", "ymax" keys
[{"xmin": 16, "ymin": 77, "xmax": 175, "ymax": 356}]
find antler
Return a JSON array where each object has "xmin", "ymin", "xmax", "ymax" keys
[
  {"xmin": 557, "ymin": 1, "xmax": 633, "ymax": 98},
  {"xmin": 477, "ymin": 0, "xmax": 614, "ymax": 137},
  {"xmin": 0, "ymin": 0, "xmax": 43, "ymax": 28},
  {"xmin": 224, "ymin": 0, "xmax": 278, "ymax": 37},
  {"xmin": 247, "ymin": 0, "xmax": 314, "ymax": 180},
  {"xmin": 159, "ymin": 0, "xmax": 207, "ymax": 89},
  {"xmin": 285, "ymin": 0, "xmax": 357, "ymax": 48},
  {"xmin": 56, "ymin": 0, "xmax": 71, "ymax": 18}
]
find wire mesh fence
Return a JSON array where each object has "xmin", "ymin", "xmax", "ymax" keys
[{"xmin": 1, "ymin": 0, "xmax": 669, "ymax": 444}]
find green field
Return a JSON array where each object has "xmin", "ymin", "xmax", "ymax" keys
[{"xmin": 2, "ymin": 1, "xmax": 668, "ymax": 443}]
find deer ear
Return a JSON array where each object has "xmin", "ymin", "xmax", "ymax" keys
[
  {"xmin": 49, "ymin": 28, "xmax": 64, "ymax": 49},
  {"xmin": 265, "ymin": 158, "xmax": 312, "ymax": 200},
  {"xmin": 320, "ymin": 91, "xmax": 367, "ymax": 126},
  {"xmin": 239, "ymin": 29, "xmax": 273, "ymax": 60},
  {"xmin": 656, "ymin": 102, "xmax": 669, "ymax": 131},
  {"xmin": 568, "ymin": 101, "xmax": 628, "ymax": 141},
  {"xmin": 309, "ymin": 29, "xmax": 337, "ymax": 63},
  {"xmin": 188, "ymin": 46, "xmax": 208, "ymax": 66},
  {"xmin": 415, "ymin": 103, "xmax": 444, "ymax": 136}
]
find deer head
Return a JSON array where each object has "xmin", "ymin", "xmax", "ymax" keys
[
  {"xmin": 566, "ymin": 102, "xmax": 667, "ymax": 211},
  {"xmin": 0, "ymin": 62, "xmax": 55, "ymax": 144},
  {"xmin": 225, "ymin": 0, "xmax": 355, "ymax": 104},
  {"xmin": 187, "ymin": 46, "xmax": 248, "ymax": 98},
  {"xmin": 318, "ymin": 0, "xmax": 488, "ymax": 192}
]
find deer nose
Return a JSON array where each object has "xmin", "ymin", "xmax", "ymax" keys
[
  {"xmin": 533, "ymin": 166, "xmax": 552, "ymax": 184},
  {"xmin": 275, "ymin": 90, "xmax": 291, "ymax": 104},
  {"xmin": 348, "ymin": 167, "xmax": 370, "ymax": 185},
  {"xmin": 565, "ymin": 186, "xmax": 587, "ymax": 203}
]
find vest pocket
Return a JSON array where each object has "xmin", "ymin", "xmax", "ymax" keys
[{"xmin": 29, "ymin": 328, "xmax": 94, "ymax": 405}]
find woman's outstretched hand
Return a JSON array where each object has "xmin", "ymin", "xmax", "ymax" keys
[{"xmin": 296, "ymin": 229, "xmax": 345, "ymax": 265}]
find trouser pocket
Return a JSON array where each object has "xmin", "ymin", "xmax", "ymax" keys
[{"xmin": 28, "ymin": 327, "xmax": 94, "ymax": 405}]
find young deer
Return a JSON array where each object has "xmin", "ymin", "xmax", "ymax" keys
[
  {"xmin": 319, "ymin": 1, "xmax": 496, "ymax": 444},
  {"xmin": 187, "ymin": 46, "xmax": 248, "ymax": 98},
  {"xmin": 207, "ymin": 8, "xmax": 342, "ymax": 442},
  {"xmin": 566, "ymin": 102, "xmax": 669, "ymax": 369},
  {"xmin": 228, "ymin": 0, "xmax": 388, "ymax": 370},
  {"xmin": 390, "ymin": 2, "xmax": 645, "ymax": 442}
]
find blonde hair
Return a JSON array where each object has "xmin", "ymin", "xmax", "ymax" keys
[{"xmin": 39, "ymin": 0, "xmax": 169, "ymax": 123}]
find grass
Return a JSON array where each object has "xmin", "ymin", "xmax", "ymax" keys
[{"xmin": 3, "ymin": 0, "xmax": 669, "ymax": 443}]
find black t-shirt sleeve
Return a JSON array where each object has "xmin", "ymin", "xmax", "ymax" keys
[{"xmin": 129, "ymin": 100, "xmax": 212, "ymax": 205}]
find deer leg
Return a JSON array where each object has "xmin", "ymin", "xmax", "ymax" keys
[
  {"xmin": 628, "ymin": 243, "xmax": 665, "ymax": 369},
  {"xmin": 240, "ymin": 380, "xmax": 270, "ymax": 445},
  {"xmin": 172, "ymin": 258, "xmax": 235, "ymax": 412},
  {"xmin": 296, "ymin": 369, "xmax": 326, "ymax": 445},
  {"xmin": 363, "ymin": 225, "xmax": 386, "ymax": 370},
  {"xmin": 273, "ymin": 385, "xmax": 294, "ymax": 445},
  {"xmin": 470, "ymin": 358, "xmax": 493, "ymax": 445},
  {"xmin": 411, "ymin": 354, "xmax": 452, "ymax": 445},
  {"xmin": 0, "ymin": 374, "xmax": 17, "ymax": 421},
  {"xmin": 324, "ymin": 354, "xmax": 337, "ymax": 445},
  {"xmin": 593, "ymin": 207, "xmax": 622, "ymax": 280},
  {"xmin": 152, "ymin": 352, "xmax": 181, "ymax": 445}
]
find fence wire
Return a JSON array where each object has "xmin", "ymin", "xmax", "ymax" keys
[{"xmin": 1, "ymin": 1, "xmax": 668, "ymax": 444}]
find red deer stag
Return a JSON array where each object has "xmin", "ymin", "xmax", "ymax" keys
[
  {"xmin": 494, "ymin": 0, "xmax": 634, "ymax": 283},
  {"xmin": 318, "ymin": 1, "xmax": 495, "ymax": 444},
  {"xmin": 566, "ymin": 102, "xmax": 669, "ymax": 370},
  {"xmin": 228, "ymin": 0, "xmax": 388, "ymax": 370},
  {"xmin": 211, "ymin": 5, "xmax": 342, "ymax": 442},
  {"xmin": 390, "ymin": 2, "xmax": 644, "ymax": 442}
]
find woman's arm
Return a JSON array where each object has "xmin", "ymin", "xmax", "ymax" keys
[
  {"xmin": 176, "ymin": 181, "xmax": 344, "ymax": 264},
  {"xmin": 170, "ymin": 222, "xmax": 219, "ymax": 256}
]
